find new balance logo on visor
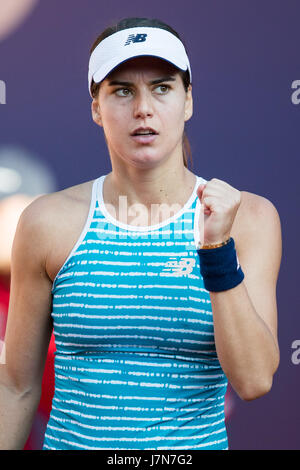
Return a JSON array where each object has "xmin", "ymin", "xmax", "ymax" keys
[{"xmin": 124, "ymin": 33, "xmax": 148, "ymax": 46}]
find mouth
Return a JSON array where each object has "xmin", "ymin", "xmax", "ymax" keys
[
  {"xmin": 130, "ymin": 127, "xmax": 159, "ymax": 145},
  {"xmin": 131, "ymin": 134, "xmax": 158, "ymax": 144}
]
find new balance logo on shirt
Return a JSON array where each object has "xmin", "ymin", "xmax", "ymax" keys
[
  {"xmin": 162, "ymin": 258, "xmax": 196, "ymax": 277},
  {"xmin": 125, "ymin": 33, "xmax": 148, "ymax": 46}
]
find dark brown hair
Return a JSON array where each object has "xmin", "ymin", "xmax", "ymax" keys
[{"xmin": 90, "ymin": 17, "xmax": 193, "ymax": 170}]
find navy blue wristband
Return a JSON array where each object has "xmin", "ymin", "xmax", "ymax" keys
[{"xmin": 197, "ymin": 237, "xmax": 244, "ymax": 292}]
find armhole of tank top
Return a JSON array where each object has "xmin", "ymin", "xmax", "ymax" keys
[
  {"xmin": 193, "ymin": 176, "xmax": 208, "ymax": 250},
  {"xmin": 51, "ymin": 177, "xmax": 100, "ymax": 293}
]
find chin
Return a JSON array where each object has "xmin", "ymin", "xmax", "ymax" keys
[
  {"xmin": 127, "ymin": 151, "xmax": 165, "ymax": 168},
  {"xmin": 132, "ymin": 159, "xmax": 165, "ymax": 170}
]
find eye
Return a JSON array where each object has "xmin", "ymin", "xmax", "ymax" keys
[
  {"xmin": 115, "ymin": 88, "xmax": 132, "ymax": 97},
  {"xmin": 155, "ymin": 84, "xmax": 171, "ymax": 94}
]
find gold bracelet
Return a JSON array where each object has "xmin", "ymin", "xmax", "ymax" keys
[{"xmin": 198, "ymin": 238, "xmax": 231, "ymax": 250}]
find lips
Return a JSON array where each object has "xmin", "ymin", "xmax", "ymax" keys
[
  {"xmin": 130, "ymin": 126, "xmax": 159, "ymax": 145},
  {"xmin": 131, "ymin": 133, "xmax": 158, "ymax": 144},
  {"xmin": 131, "ymin": 127, "xmax": 158, "ymax": 136}
]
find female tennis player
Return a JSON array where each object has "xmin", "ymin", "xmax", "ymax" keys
[{"xmin": 0, "ymin": 17, "xmax": 281, "ymax": 450}]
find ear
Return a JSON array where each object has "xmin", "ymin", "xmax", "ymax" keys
[
  {"xmin": 184, "ymin": 84, "xmax": 193, "ymax": 122},
  {"xmin": 91, "ymin": 99, "xmax": 103, "ymax": 127}
]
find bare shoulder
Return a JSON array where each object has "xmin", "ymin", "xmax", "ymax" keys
[
  {"xmin": 17, "ymin": 179, "xmax": 96, "ymax": 278},
  {"xmin": 239, "ymin": 190, "xmax": 279, "ymax": 215},
  {"xmin": 232, "ymin": 190, "xmax": 282, "ymax": 252},
  {"xmin": 20, "ymin": 178, "xmax": 95, "ymax": 231}
]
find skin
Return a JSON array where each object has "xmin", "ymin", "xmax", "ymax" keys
[
  {"xmin": 196, "ymin": 178, "xmax": 281, "ymax": 398},
  {"xmin": 0, "ymin": 54, "xmax": 282, "ymax": 450}
]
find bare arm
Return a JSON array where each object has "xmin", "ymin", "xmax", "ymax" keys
[
  {"xmin": 0, "ymin": 196, "xmax": 54, "ymax": 449},
  {"xmin": 211, "ymin": 193, "xmax": 281, "ymax": 400}
]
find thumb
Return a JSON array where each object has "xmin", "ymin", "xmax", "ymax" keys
[{"xmin": 197, "ymin": 184, "xmax": 205, "ymax": 202}]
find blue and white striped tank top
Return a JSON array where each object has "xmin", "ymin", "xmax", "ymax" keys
[{"xmin": 42, "ymin": 174, "xmax": 229, "ymax": 450}]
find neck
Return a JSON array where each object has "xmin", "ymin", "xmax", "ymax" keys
[
  {"xmin": 103, "ymin": 164, "xmax": 196, "ymax": 227},
  {"xmin": 106, "ymin": 149, "xmax": 196, "ymax": 207},
  {"xmin": 113, "ymin": 169, "xmax": 194, "ymax": 203}
]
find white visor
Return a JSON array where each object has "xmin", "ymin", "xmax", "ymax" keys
[{"xmin": 88, "ymin": 27, "xmax": 192, "ymax": 97}]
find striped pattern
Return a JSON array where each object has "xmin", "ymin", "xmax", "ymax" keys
[{"xmin": 42, "ymin": 174, "xmax": 228, "ymax": 450}]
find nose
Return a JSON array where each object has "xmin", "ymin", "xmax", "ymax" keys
[{"xmin": 133, "ymin": 89, "xmax": 154, "ymax": 119}]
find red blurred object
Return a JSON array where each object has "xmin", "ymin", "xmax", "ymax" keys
[
  {"xmin": 0, "ymin": 274, "xmax": 55, "ymax": 450},
  {"xmin": 23, "ymin": 333, "xmax": 56, "ymax": 450},
  {"xmin": 0, "ymin": 275, "xmax": 9, "ymax": 339}
]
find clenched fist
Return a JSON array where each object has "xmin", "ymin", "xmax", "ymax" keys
[{"xmin": 197, "ymin": 178, "xmax": 241, "ymax": 246}]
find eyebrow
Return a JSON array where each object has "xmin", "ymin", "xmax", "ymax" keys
[{"xmin": 107, "ymin": 76, "xmax": 177, "ymax": 87}]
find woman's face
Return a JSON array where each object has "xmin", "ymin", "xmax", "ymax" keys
[{"xmin": 91, "ymin": 56, "xmax": 193, "ymax": 169}]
